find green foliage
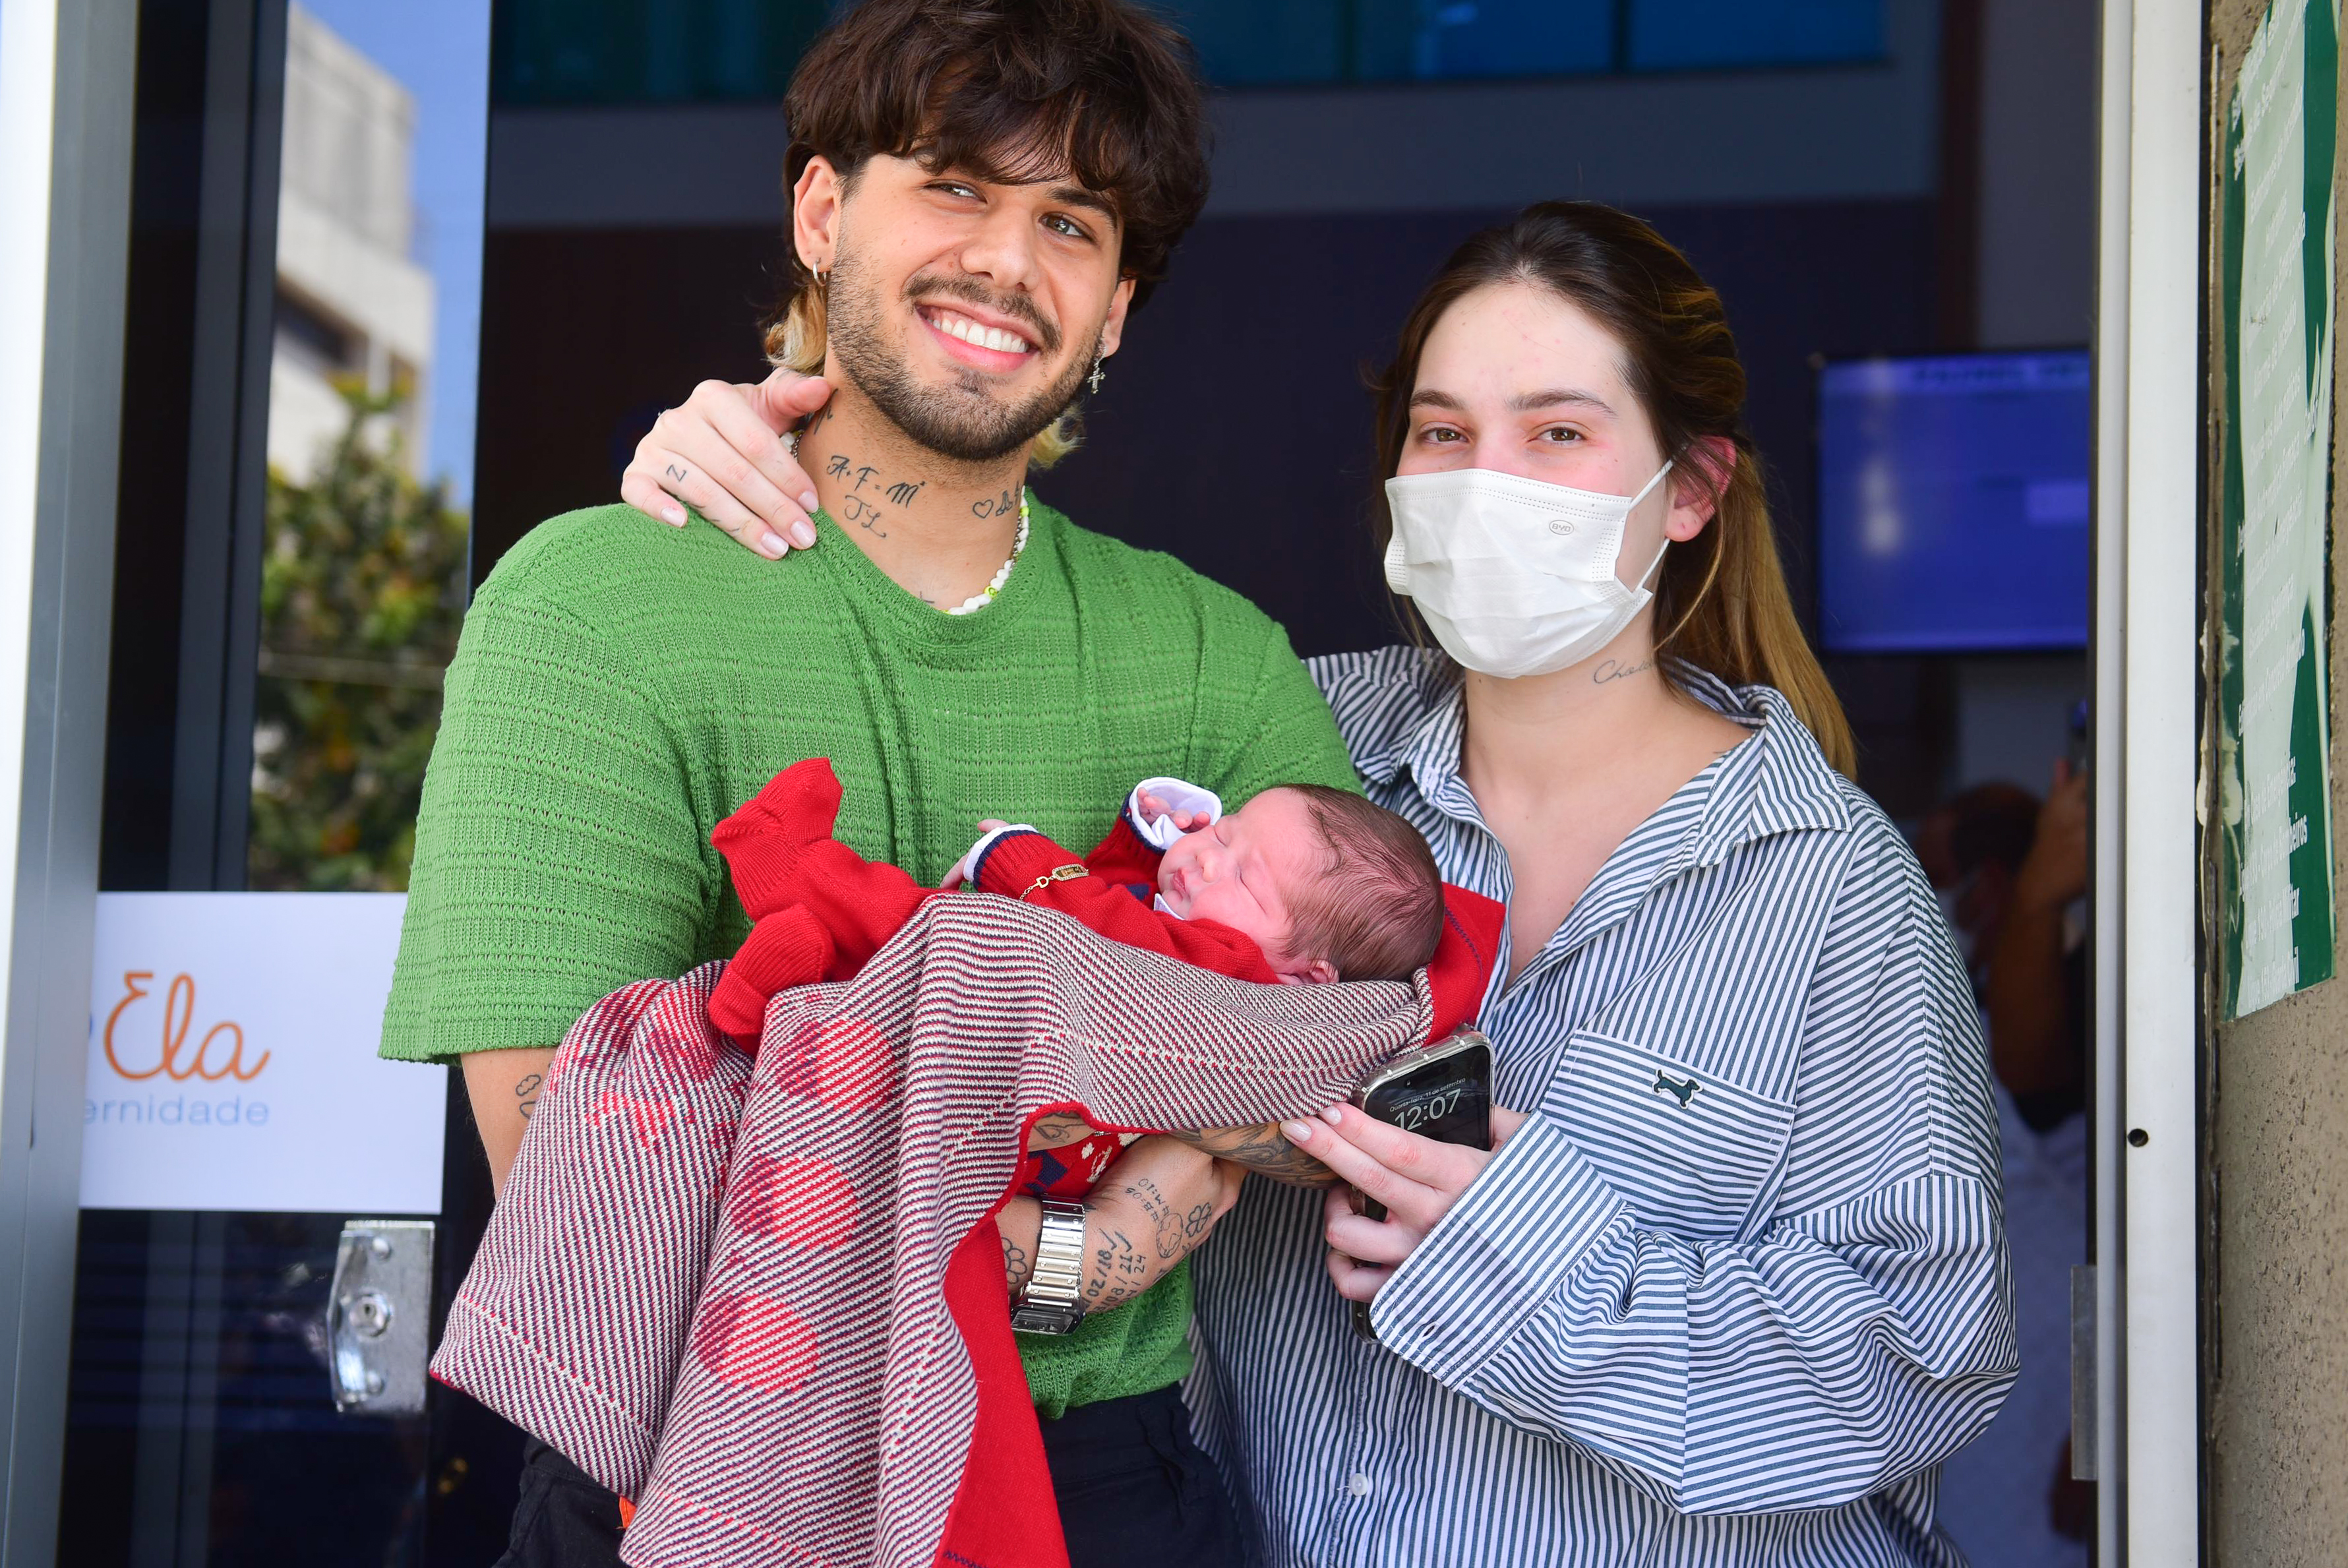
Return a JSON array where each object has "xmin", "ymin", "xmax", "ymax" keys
[{"xmin": 249, "ymin": 385, "xmax": 467, "ymax": 891}]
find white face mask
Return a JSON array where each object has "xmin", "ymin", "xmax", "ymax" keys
[{"xmin": 1383, "ymin": 462, "xmax": 1674, "ymax": 680}]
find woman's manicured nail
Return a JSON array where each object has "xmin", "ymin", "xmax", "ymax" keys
[
  {"xmin": 1320, "ymin": 1105, "xmax": 1345, "ymax": 1126},
  {"xmin": 663, "ymin": 505, "xmax": 686, "ymax": 526},
  {"xmin": 799, "ymin": 491, "xmax": 820, "ymax": 513},
  {"xmin": 789, "ymin": 520, "xmax": 818, "ymax": 549},
  {"xmin": 760, "ymin": 531, "xmax": 787, "ymax": 557},
  {"xmin": 1281, "ymin": 1120, "xmax": 1315, "ymax": 1145}
]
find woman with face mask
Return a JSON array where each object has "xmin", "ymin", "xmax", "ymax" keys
[{"xmin": 617, "ymin": 202, "xmax": 2015, "ymax": 1565}]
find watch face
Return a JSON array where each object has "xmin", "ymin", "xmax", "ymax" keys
[{"xmin": 1010, "ymin": 1302, "xmax": 1083, "ymax": 1335}]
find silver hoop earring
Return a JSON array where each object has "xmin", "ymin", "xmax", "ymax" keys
[
  {"xmin": 1087, "ymin": 355, "xmax": 1106, "ymax": 396},
  {"xmin": 811, "ymin": 264, "xmax": 828, "ymax": 292}
]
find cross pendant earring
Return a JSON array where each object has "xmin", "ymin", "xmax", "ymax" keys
[{"xmin": 1087, "ymin": 357, "xmax": 1106, "ymax": 395}]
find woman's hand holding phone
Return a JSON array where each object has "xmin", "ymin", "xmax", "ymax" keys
[{"xmin": 1281, "ymin": 1103, "xmax": 1526, "ymax": 1303}]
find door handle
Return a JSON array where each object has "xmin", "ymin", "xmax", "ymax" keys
[{"xmin": 327, "ymin": 1219, "xmax": 434, "ymax": 1416}]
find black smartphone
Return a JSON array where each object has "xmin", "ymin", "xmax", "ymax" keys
[{"xmin": 1345, "ymin": 1029, "xmax": 1493, "ymax": 1338}]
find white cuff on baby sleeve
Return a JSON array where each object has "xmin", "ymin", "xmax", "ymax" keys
[
  {"xmin": 957, "ymin": 824, "xmax": 1037, "ymax": 886},
  {"xmin": 1126, "ymin": 776, "xmax": 1223, "ymax": 851}
]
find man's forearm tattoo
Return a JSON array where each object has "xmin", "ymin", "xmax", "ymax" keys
[
  {"xmin": 514, "ymin": 1071, "xmax": 543, "ymax": 1122},
  {"xmin": 1172, "ymin": 1122, "xmax": 1335, "ymax": 1186},
  {"xmin": 1116, "ymin": 1174, "xmax": 1189, "ymax": 1261},
  {"xmin": 1002, "ymin": 1231, "xmax": 1033, "ymax": 1295},
  {"xmin": 1080, "ymin": 1224, "xmax": 1153, "ymax": 1313}
]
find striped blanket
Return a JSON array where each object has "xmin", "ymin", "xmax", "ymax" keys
[{"xmin": 433, "ymin": 890, "xmax": 1501, "ymax": 1568}]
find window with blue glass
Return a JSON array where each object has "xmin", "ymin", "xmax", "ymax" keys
[{"xmin": 491, "ymin": 0, "xmax": 1886, "ymax": 105}]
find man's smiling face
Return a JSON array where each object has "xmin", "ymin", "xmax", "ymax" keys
[{"xmin": 812, "ymin": 151, "xmax": 1136, "ymax": 462}]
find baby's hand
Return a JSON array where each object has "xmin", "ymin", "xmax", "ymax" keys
[
  {"xmin": 1136, "ymin": 793, "xmax": 1211, "ymax": 833},
  {"xmin": 939, "ymin": 820, "xmax": 1015, "ymax": 889}
]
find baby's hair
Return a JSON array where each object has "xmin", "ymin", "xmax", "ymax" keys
[{"xmin": 1277, "ymin": 785, "xmax": 1445, "ymax": 982}]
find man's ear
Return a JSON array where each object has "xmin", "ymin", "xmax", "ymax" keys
[
  {"xmin": 1273, "ymin": 957, "xmax": 1340, "ymax": 986},
  {"xmin": 792, "ymin": 156, "xmax": 844, "ymax": 276},
  {"xmin": 1095, "ymin": 276, "xmax": 1138, "ymax": 360}
]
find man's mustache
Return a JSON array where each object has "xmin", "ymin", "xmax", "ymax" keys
[{"xmin": 903, "ymin": 272, "xmax": 1062, "ymax": 355}]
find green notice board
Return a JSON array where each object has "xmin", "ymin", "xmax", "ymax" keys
[{"xmin": 2219, "ymin": 0, "xmax": 2341, "ymax": 1017}]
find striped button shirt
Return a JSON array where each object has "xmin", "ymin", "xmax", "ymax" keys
[{"xmin": 1186, "ymin": 648, "xmax": 2017, "ymax": 1567}]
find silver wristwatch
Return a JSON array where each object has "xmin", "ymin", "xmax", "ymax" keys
[{"xmin": 1009, "ymin": 1199, "xmax": 1089, "ymax": 1335}]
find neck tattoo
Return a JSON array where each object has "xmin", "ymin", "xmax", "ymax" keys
[
  {"xmin": 1592, "ymin": 657, "xmax": 1654, "ymax": 684},
  {"xmin": 785, "ymin": 428, "xmax": 1029, "ymax": 614}
]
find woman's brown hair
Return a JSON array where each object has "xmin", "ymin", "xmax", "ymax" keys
[
  {"xmin": 765, "ymin": 0, "xmax": 1211, "ymax": 467},
  {"xmin": 1369, "ymin": 201, "xmax": 1857, "ymax": 776}
]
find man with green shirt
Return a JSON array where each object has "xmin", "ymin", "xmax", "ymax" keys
[{"xmin": 380, "ymin": 2, "xmax": 1353, "ymax": 1563}]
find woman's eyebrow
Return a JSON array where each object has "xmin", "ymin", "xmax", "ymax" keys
[
  {"xmin": 1408, "ymin": 388, "xmax": 1467, "ymax": 411},
  {"xmin": 1511, "ymin": 388, "xmax": 1613, "ymax": 414}
]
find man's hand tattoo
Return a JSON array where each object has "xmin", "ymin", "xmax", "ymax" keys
[{"xmin": 1172, "ymin": 1122, "xmax": 1335, "ymax": 1186}]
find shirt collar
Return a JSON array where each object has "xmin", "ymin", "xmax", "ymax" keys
[
  {"xmin": 1673, "ymin": 665, "xmax": 1852, "ymax": 868},
  {"xmin": 1371, "ymin": 661, "xmax": 1853, "ymax": 864}
]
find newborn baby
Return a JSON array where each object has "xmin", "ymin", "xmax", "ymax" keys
[
  {"xmin": 706, "ymin": 760, "xmax": 1448, "ymax": 1203},
  {"xmin": 706, "ymin": 758, "xmax": 1447, "ymax": 1047}
]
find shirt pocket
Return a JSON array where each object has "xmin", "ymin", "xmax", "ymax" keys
[{"xmin": 1539, "ymin": 1029, "xmax": 1796, "ymax": 1243}]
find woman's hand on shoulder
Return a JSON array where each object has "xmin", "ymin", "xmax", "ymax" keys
[
  {"xmin": 618, "ymin": 368, "xmax": 832, "ymax": 559},
  {"xmin": 1282, "ymin": 1102, "xmax": 1528, "ymax": 1303}
]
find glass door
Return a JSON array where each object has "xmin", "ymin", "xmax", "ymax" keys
[{"xmin": 59, "ymin": 1, "xmax": 500, "ymax": 1561}]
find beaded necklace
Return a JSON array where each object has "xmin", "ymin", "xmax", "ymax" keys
[{"xmin": 784, "ymin": 429, "xmax": 1030, "ymax": 615}]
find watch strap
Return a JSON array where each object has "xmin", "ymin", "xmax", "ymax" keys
[{"xmin": 1009, "ymin": 1198, "xmax": 1088, "ymax": 1335}]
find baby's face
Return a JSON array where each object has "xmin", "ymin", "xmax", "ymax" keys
[{"xmin": 1155, "ymin": 788, "xmax": 1325, "ymax": 973}]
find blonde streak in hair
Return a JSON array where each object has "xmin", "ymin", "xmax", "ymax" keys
[
  {"xmin": 767, "ymin": 287, "xmax": 828, "ymax": 373},
  {"xmin": 765, "ymin": 286, "xmax": 1082, "ymax": 468},
  {"xmin": 1663, "ymin": 456, "xmax": 1856, "ymax": 777},
  {"xmin": 1030, "ymin": 409, "xmax": 1081, "ymax": 469}
]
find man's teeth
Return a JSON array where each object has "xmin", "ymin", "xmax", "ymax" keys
[{"xmin": 926, "ymin": 311, "xmax": 1033, "ymax": 354}]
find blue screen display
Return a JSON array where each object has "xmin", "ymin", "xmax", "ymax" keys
[{"xmin": 1815, "ymin": 351, "xmax": 2091, "ymax": 653}]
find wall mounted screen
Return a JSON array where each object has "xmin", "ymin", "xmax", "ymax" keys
[{"xmin": 1815, "ymin": 349, "xmax": 2092, "ymax": 653}]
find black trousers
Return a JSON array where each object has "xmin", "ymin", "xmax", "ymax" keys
[{"xmin": 494, "ymin": 1385, "xmax": 1240, "ymax": 1568}]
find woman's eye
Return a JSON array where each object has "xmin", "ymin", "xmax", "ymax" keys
[
  {"xmin": 1421, "ymin": 426, "xmax": 1464, "ymax": 444},
  {"xmin": 1538, "ymin": 427, "xmax": 1582, "ymax": 443}
]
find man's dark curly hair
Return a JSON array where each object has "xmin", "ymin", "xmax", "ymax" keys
[{"xmin": 774, "ymin": 0, "xmax": 1211, "ymax": 330}]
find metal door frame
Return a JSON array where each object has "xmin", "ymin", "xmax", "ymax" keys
[
  {"xmin": 2093, "ymin": 0, "xmax": 2207, "ymax": 1561},
  {"xmin": 0, "ymin": 1, "xmax": 137, "ymax": 1563}
]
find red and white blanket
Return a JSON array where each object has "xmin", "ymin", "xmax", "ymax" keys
[{"xmin": 433, "ymin": 888, "xmax": 1501, "ymax": 1568}]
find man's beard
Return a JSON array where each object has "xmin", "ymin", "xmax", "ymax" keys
[{"xmin": 826, "ymin": 254, "xmax": 1096, "ymax": 464}]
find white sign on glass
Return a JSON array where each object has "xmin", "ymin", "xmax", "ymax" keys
[{"xmin": 81, "ymin": 893, "xmax": 445, "ymax": 1213}]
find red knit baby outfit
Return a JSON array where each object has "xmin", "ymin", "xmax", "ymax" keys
[{"xmin": 707, "ymin": 757, "xmax": 1281, "ymax": 1047}]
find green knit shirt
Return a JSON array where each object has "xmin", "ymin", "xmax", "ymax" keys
[{"xmin": 380, "ymin": 498, "xmax": 1356, "ymax": 1416}]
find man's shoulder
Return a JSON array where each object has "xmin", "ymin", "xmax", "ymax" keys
[
  {"xmin": 1044, "ymin": 504, "xmax": 1286, "ymax": 642},
  {"xmin": 475, "ymin": 504, "xmax": 822, "ymax": 634},
  {"xmin": 1304, "ymin": 645, "xmax": 1453, "ymax": 761}
]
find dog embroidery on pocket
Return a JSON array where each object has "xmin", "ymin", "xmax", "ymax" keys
[{"xmin": 1650, "ymin": 1069, "xmax": 1702, "ymax": 1110}]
